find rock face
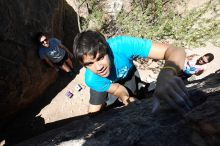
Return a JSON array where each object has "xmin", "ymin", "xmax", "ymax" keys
[
  {"xmin": 17, "ymin": 71, "xmax": 220, "ymax": 146},
  {"xmin": 0, "ymin": 0, "xmax": 79, "ymax": 123}
]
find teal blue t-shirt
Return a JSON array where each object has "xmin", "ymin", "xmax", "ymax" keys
[{"xmin": 85, "ymin": 36, "xmax": 152, "ymax": 92}]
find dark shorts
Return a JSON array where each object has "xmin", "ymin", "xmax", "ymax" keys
[
  {"xmin": 54, "ymin": 52, "xmax": 68, "ymax": 66},
  {"xmin": 89, "ymin": 68, "xmax": 140, "ymax": 105}
]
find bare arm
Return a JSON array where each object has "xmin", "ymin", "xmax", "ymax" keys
[
  {"xmin": 107, "ymin": 83, "xmax": 131, "ymax": 106},
  {"xmin": 44, "ymin": 57, "xmax": 55, "ymax": 68},
  {"xmin": 148, "ymin": 42, "xmax": 192, "ymax": 114},
  {"xmin": 44, "ymin": 57, "xmax": 59, "ymax": 71},
  {"xmin": 148, "ymin": 42, "xmax": 186, "ymax": 70},
  {"xmin": 195, "ymin": 69, "xmax": 204, "ymax": 76}
]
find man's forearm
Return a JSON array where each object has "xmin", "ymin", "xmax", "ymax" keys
[
  {"xmin": 149, "ymin": 42, "xmax": 191, "ymax": 114},
  {"xmin": 148, "ymin": 43, "xmax": 186, "ymax": 71},
  {"xmin": 108, "ymin": 83, "xmax": 130, "ymax": 105}
]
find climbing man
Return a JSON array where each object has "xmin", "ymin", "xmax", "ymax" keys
[{"xmin": 73, "ymin": 30, "xmax": 193, "ymax": 115}]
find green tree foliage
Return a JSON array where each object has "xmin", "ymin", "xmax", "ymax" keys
[{"xmin": 81, "ymin": 0, "xmax": 220, "ymax": 48}]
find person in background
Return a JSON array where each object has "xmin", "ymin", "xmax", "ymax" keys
[
  {"xmin": 36, "ymin": 32, "xmax": 74, "ymax": 73},
  {"xmin": 182, "ymin": 53, "xmax": 214, "ymax": 79},
  {"xmin": 73, "ymin": 30, "xmax": 193, "ymax": 115}
]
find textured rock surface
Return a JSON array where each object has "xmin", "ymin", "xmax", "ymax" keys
[
  {"xmin": 0, "ymin": 0, "xmax": 78, "ymax": 123},
  {"xmin": 16, "ymin": 71, "xmax": 220, "ymax": 146}
]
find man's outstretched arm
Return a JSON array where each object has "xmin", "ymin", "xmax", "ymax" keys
[
  {"xmin": 148, "ymin": 42, "xmax": 186, "ymax": 70},
  {"xmin": 148, "ymin": 42, "xmax": 192, "ymax": 114}
]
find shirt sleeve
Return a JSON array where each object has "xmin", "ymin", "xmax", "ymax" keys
[
  {"xmin": 38, "ymin": 48, "xmax": 46, "ymax": 59},
  {"xmin": 107, "ymin": 36, "xmax": 152, "ymax": 59},
  {"xmin": 51, "ymin": 38, "xmax": 61, "ymax": 46},
  {"xmin": 85, "ymin": 69, "xmax": 111, "ymax": 92}
]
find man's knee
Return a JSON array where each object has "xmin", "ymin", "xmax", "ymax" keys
[{"xmin": 60, "ymin": 63, "xmax": 71, "ymax": 72}]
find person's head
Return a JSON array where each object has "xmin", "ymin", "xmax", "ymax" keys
[
  {"xmin": 196, "ymin": 53, "xmax": 214, "ymax": 65},
  {"xmin": 73, "ymin": 30, "xmax": 111, "ymax": 77},
  {"xmin": 36, "ymin": 32, "xmax": 49, "ymax": 48}
]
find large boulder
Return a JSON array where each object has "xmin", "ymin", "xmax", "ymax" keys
[
  {"xmin": 16, "ymin": 70, "xmax": 220, "ymax": 146},
  {"xmin": 0, "ymin": 0, "xmax": 79, "ymax": 123}
]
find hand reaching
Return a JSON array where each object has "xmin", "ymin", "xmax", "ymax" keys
[
  {"xmin": 152, "ymin": 69, "xmax": 193, "ymax": 114},
  {"xmin": 122, "ymin": 97, "xmax": 138, "ymax": 106}
]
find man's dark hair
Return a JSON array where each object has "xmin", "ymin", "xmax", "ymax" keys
[
  {"xmin": 72, "ymin": 30, "xmax": 108, "ymax": 65},
  {"xmin": 204, "ymin": 53, "xmax": 214, "ymax": 62}
]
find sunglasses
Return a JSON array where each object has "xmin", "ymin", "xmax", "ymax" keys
[{"xmin": 40, "ymin": 38, "xmax": 48, "ymax": 44}]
